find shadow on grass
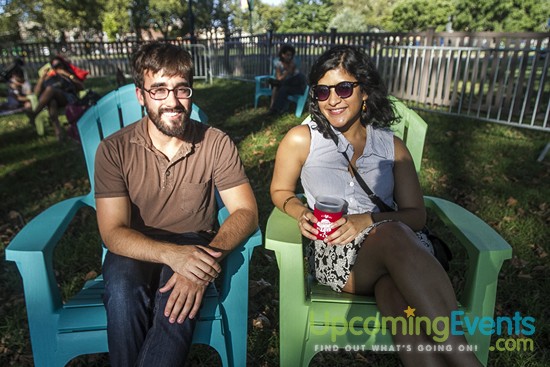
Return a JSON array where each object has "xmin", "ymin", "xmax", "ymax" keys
[
  {"xmin": 2, "ymin": 79, "xmax": 548, "ymax": 367},
  {"xmin": 0, "ymin": 140, "xmax": 88, "ymax": 218},
  {"xmin": 417, "ymin": 111, "xmax": 550, "ymax": 366}
]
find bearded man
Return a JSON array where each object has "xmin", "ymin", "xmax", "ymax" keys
[{"xmin": 94, "ymin": 41, "xmax": 258, "ymax": 367}]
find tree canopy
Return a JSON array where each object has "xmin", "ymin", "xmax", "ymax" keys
[
  {"xmin": 0, "ymin": 0, "xmax": 547, "ymax": 43},
  {"xmin": 277, "ymin": 0, "xmax": 333, "ymax": 33},
  {"xmin": 390, "ymin": 0, "xmax": 454, "ymax": 32},
  {"xmin": 453, "ymin": 0, "xmax": 549, "ymax": 32}
]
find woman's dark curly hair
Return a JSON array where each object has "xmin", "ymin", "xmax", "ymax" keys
[
  {"xmin": 278, "ymin": 44, "xmax": 296, "ymax": 60},
  {"xmin": 308, "ymin": 45, "xmax": 399, "ymax": 139}
]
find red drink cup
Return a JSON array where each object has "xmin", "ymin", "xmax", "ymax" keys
[{"xmin": 313, "ymin": 196, "xmax": 346, "ymax": 240}]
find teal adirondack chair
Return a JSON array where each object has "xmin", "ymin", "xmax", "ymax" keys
[
  {"xmin": 5, "ymin": 83, "xmax": 262, "ymax": 367},
  {"xmin": 265, "ymin": 98, "xmax": 513, "ymax": 366},
  {"xmin": 254, "ymin": 57, "xmax": 310, "ymax": 117}
]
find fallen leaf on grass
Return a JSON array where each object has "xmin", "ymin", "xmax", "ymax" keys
[
  {"xmin": 529, "ymin": 244, "xmax": 548, "ymax": 258},
  {"xmin": 7, "ymin": 210, "xmax": 25, "ymax": 226},
  {"xmin": 0, "ymin": 222, "xmax": 12, "ymax": 233},
  {"xmin": 510, "ymin": 256, "xmax": 528, "ymax": 269},
  {"xmin": 263, "ymin": 252, "xmax": 274, "ymax": 263},
  {"xmin": 424, "ymin": 167, "xmax": 437, "ymax": 176},
  {"xmin": 84, "ymin": 270, "xmax": 98, "ymax": 281},
  {"xmin": 249, "ymin": 278, "xmax": 272, "ymax": 297},
  {"xmin": 506, "ymin": 197, "xmax": 518, "ymax": 206},
  {"xmin": 252, "ymin": 314, "xmax": 271, "ymax": 329}
]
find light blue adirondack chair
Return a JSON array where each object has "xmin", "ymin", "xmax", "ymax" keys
[
  {"xmin": 5, "ymin": 83, "xmax": 262, "ymax": 367},
  {"xmin": 254, "ymin": 57, "xmax": 310, "ymax": 117}
]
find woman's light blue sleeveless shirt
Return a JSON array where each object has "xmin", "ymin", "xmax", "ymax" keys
[{"xmin": 301, "ymin": 119, "xmax": 395, "ymax": 214}]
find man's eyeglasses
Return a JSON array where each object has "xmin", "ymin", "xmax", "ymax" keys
[
  {"xmin": 142, "ymin": 86, "xmax": 193, "ymax": 100},
  {"xmin": 313, "ymin": 81, "xmax": 360, "ymax": 101}
]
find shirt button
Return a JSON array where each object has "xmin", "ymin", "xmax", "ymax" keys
[
  {"xmin": 350, "ymin": 181, "xmax": 354, "ymax": 187},
  {"xmin": 166, "ymin": 171, "xmax": 171, "ymax": 176}
]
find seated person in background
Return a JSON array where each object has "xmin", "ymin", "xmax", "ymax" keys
[
  {"xmin": 268, "ymin": 44, "xmax": 307, "ymax": 115},
  {"xmin": 95, "ymin": 41, "xmax": 258, "ymax": 367},
  {"xmin": 270, "ymin": 45, "xmax": 482, "ymax": 366},
  {"xmin": 29, "ymin": 55, "xmax": 84, "ymax": 141},
  {"xmin": 0, "ymin": 66, "xmax": 31, "ymax": 113}
]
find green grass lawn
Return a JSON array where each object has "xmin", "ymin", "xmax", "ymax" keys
[{"xmin": 0, "ymin": 77, "xmax": 549, "ymax": 366}]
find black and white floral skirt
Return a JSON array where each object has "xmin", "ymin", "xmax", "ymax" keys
[{"xmin": 306, "ymin": 220, "xmax": 434, "ymax": 292}]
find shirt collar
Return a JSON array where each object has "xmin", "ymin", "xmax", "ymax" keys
[{"xmin": 332, "ymin": 124, "xmax": 388, "ymax": 157}]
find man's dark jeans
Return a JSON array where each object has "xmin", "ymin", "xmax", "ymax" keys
[{"xmin": 103, "ymin": 232, "xmax": 212, "ymax": 367}]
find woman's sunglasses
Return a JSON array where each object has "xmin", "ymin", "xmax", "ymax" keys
[{"xmin": 313, "ymin": 81, "xmax": 360, "ymax": 101}]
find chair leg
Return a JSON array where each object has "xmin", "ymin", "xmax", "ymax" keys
[
  {"xmin": 278, "ymin": 293, "xmax": 310, "ymax": 366},
  {"xmin": 35, "ymin": 110, "xmax": 49, "ymax": 136},
  {"xmin": 294, "ymin": 86, "xmax": 309, "ymax": 117},
  {"xmin": 537, "ymin": 142, "xmax": 550, "ymax": 162},
  {"xmin": 295, "ymin": 100, "xmax": 305, "ymax": 117},
  {"xmin": 280, "ymin": 321, "xmax": 310, "ymax": 367}
]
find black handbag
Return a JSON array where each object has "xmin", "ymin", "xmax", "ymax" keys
[
  {"xmin": 268, "ymin": 77, "xmax": 282, "ymax": 87},
  {"xmin": 42, "ymin": 74, "xmax": 76, "ymax": 94},
  {"xmin": 340, "ymin": 151, "xmax": 453, "ymax": 271}
]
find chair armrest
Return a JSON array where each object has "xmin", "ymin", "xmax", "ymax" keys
[
  {"xmin": 5, "ymin": 195, "xmax": 93, "ymax": 313},
  {"xmin": 265, "ymin": 205, "xmax": 308, "ymax": 299},
  {"xmin": 255, "ymin": 75, "xmax": 273, "ymax": 91},
  {"xmin": 254, "ymin": 75, "xmax": 272, "ymax": 83},
  {"xmin": 216, "ymin": 206, "xmax": 262, "ymax": 301},
  {"xmin": 266, "ymin": 195, "xmax": 513, "ymax": 314},
  {"xmin": 423, "ymin": 196, "xmax": 513, "ymax": 315},
  {"xmin": 28, "ymin": 94, "xmax": 39, "ymax": 110}
]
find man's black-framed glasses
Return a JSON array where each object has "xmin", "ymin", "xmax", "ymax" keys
[
  {"xmin": 142, "ymin": 86, "xmax": 193, "ymax": 100},
  {"xmin": 313, "ymin": 81, "xmax": 360, "ymax": 101}
]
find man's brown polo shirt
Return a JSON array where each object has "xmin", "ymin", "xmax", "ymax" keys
[{"xmin": 94, "ymin": 117, "xmax": 249, "ymax": 237}]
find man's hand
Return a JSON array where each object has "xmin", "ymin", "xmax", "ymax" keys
[
  {"xmin": 168, "ymin": 245, "xmax": 222, "ymax": 285},
  {"xmin": 159, "ymin": 273, "xmax": 207, "ymax": 323}
]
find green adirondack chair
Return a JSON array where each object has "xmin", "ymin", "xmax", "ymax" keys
[
  {"xmin": 5, "ymin": 83, "xmax": 262, "ymax": 367},
  {"xmin": 265, "ymin": 98, "xmax": 512, "ymax": 366}
]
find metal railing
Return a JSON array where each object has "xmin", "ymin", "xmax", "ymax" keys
[
  {"xmin": 378, "ymin": 46, "xmax": 549, "ymax": 131},
  {"xmin": 207, "ymin": 31, "xmax": 549, "ymax": 132},
  {"xmin": 0, "ymin": 41, "xmax": 211, "ymax": 84},
  {"xmin": 1, "ymin": 31, "xmax": 548, "ymax": 131}
]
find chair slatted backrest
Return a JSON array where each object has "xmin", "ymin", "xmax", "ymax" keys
[
  {"xmin": 77, "ymin": 83, "xmax": 207, "ymax": 203},
  {"xmin": 117, "ymin": 84, "xmax": 144, "ymax": 126},
  {"xmin": 389, "ymin": 97, "xmax": 427, "ymax": 173}
]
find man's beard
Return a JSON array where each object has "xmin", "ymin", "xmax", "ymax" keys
[{"xmin": 145, "ymin": 105, "xmax": 190, "ymax": 137}]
